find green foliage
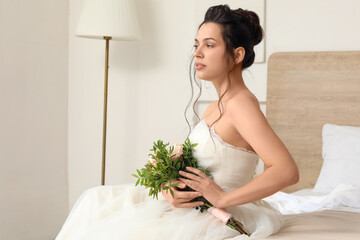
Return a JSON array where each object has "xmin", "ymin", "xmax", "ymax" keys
[
  {"xmin": 132, "ymin": 138, "xmax": 250, "ymax": 235},
  {"xmin": 132, "ymin": 138, "xmax": 209, "ymax": 200}
]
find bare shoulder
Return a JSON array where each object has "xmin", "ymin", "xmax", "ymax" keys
[
  {"xmin": 228, "ymin": 90, "xmax": 261, "ymax": 116},
  {"xmin": 227, "ymin": 90, "xmax": 270, "ymax": 144}
]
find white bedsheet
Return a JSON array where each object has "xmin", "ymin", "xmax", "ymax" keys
[{"xmin": 263, "ymin": 184, "xmax": 360, "ymax": 215}]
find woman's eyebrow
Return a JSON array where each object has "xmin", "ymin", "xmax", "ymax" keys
[{"xmin": 194, "ymin": 38, "xmax": 217, "ymax": 42}]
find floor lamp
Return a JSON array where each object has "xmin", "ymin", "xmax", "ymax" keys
[{"xmin": 76, "ymin": 0, "xmax": 141, "ymax": 185}]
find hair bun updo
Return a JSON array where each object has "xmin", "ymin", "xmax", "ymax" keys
[
  {"xmin": 232, "ymin": 8, "xmax": 263, "ymax": 46},
  {"xmin": 200, "ymin": 4, "xmax": 264, "ymax": 69}
]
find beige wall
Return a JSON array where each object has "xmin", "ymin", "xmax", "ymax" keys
[{"xmin": 0, "ymin": 0, "xmax": 69, "ymax": 239}]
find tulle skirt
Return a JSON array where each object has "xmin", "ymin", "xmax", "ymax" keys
[{"xmin": 56, "ymin": 184, "xmax": 283, "ymax": 240}]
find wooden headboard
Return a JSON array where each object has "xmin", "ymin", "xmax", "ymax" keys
[{"xmin": 266, "ymin": 51, "xmax": 360, "ymax": 193}]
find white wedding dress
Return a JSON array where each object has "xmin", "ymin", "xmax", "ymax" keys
[{"xmin": 56, "ymin": 120, "xmax": 283, "ymax": 240}]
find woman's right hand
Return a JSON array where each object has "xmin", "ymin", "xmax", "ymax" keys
[{"xmin": 161, "ymin": 180, "xmax": 204, "ymax": 208}]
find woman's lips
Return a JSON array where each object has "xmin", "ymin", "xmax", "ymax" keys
[{"xmin": 195, "ymin": 63, "xmax": 206, "ymax": 70}]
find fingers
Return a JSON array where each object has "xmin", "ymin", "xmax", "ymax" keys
[
  {"xmin": 179, "ymin": 170, "xmax": 202, "ymax": 182},
  {"xmin": 166, "ymin": 191, "xmax": 203, "ymax": 208},
  {"xmin": 179, "ymin": 167, "xmax": 207, "ymax": 182},
  {"xmin": 161, "ymin": 184, "xmax": 203, "ymax": 208},
  {"xmin": 176, "ymin": 201, "xmax": 204, "ymax": 208},
  {"xmin": 162, "ymin": 180, "xmax": 186, "ymax": 189},
  {"xmin": 162, "ymin": 184, "xmax": 201, "ymax": 199},
  {"xmin": 185, "ymin": 167, "xmax": 207, "ymax": 178},
  {"xmin": 163, "ymin": 187, "xmax": 201, "ymax": 200},
  {"xmin": 176, "ymin": 190, "xmax": 201, "ymax": 200},
  {"xmin": 177, "ymin": 181, "xmax": 186, "ymax": 189},
  {"xmin": 179, "ymin": 177, "xmax": 200, "ymax": 191},
  {"xmin": 160, "ymin": 173, "xmax": 209, "ymax": 208}
]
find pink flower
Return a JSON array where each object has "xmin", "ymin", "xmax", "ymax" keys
[
  {"xmin": 148, "ymin": 157, "xmax": 157, "ymax": 167},
  {"xmin": 171, "ymin": 143, "xmax": 183, "ymax": 161},
  {"xmin": 153, "ymin": 148, "xmax": 160, "ymax": 160}
]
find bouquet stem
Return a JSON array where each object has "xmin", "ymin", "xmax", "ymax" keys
[
  {"xmin": 206, "ymin": 205, "xmax": 250, "ymax": 236},
  {"xmin": 227, "ymin": 217, "xmax": 251, "ymax": 236}
]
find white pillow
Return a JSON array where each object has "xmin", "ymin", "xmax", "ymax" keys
[{"xmin": 313, "ymin": 123, "xmax": 360, "ymax": 193}]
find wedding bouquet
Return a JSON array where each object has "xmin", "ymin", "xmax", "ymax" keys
[{"xmin": 132, "ymin": 138, "xmax": 250, "ymax": 236}]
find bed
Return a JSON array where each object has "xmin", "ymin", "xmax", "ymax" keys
[
  {"xmin": 56, "ymin": 51, "xmax": 360, "ymax": 239},
  {"xmin": 258, "ymin": 51, "xmax": 360, "ymax": 239}
]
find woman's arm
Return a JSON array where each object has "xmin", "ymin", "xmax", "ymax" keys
[{"xmin": 179, "ymin": 95, "xmax": 299, "ymax": 209}]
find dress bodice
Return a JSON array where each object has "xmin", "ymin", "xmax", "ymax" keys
[{"xmin": 189, "ymin": 120, "xmax": 259, "ymax": 192}]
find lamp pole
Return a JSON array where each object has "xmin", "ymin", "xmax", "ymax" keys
[
  {"xmin": 101, "ymin": 36, "xmax": 111, "ymax": 185},
  {"xmin": 76, "ymin": 0, "xmax": 141, "ymax": 186}
]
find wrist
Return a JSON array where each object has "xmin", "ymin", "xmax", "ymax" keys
[{"xmin": 215, "ymin": 191, "xmax": 229, "ymax": 209}]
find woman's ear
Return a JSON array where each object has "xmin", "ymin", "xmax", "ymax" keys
[{"xmin": 234, "ymin": 47, "xmax": 245, "ymax": 64}]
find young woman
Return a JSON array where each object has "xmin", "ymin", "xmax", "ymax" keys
[
  {"xmin": 162, "ymin": 4, "xmax": 299, "ymax": 211},
  {"xmin": 56, "ymin": 5, "xmax": 299, "ymax": 240}
]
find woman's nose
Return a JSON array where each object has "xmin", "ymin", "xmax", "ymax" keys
[{"xmin": 193, "ymin": 47, "xmax": 203, "ymax": 58}]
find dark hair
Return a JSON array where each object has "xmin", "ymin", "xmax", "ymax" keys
[
  {"xmin": 184, "ymin": 4, "xmax": 264, "ymax": 142},
  {"xmin": 203, "ymin": 5, "xmax": 264, "ymax": 69}
]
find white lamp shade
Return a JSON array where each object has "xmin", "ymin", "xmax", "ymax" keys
[{"xmin": 76, "ymin": 0, "xmax": 141, "ymax": 40}]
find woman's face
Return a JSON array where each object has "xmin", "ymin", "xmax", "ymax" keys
[{"xmin": 193, "ymin": 22, "xmax": 231, "ymax": 81}]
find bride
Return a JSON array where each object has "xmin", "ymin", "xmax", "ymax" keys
[{"xmin": 56, "ymin": 4, "xmax": 299, "ymax": 240}]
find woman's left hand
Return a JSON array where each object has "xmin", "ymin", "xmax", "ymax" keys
[{"xmin": 179, "ymin": 167, "xmax": 226, "ymax": 208}]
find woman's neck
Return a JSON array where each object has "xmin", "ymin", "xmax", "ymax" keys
[{"xmin": 211, "ymin": 68, "xmax": 247, "ymax": 101}]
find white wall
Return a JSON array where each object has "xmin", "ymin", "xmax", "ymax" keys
[
  {"xmin": 0, "ymin": 0, "xmax": 69, "ymax": 239},
  {"xmin": 68, "ymin": 0, "xmax": 360, "ymax": 210},
  {"xmin": 68, "ymin": 0, "xmax": 200, "ymax": 208}
]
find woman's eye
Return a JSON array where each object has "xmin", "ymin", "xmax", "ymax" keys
[{"xmin": 193, "ymin": 44, "xmax": 213, "ymax": 49}]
